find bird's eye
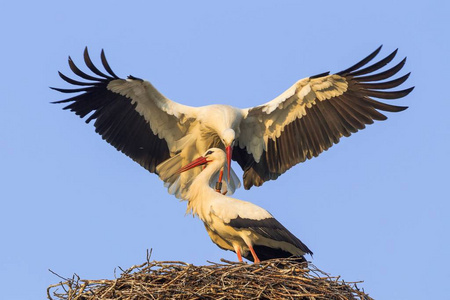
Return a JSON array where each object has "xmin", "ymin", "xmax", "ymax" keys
[{"xmin": 206, "ymin": 150, "xmax": 213, "ymax": 156}]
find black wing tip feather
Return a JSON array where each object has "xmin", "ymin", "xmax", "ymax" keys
[
  {"xmin": 337, "ymin": 45, "xmax": 383, "ymax": 76},
  {"xmin": 83, "ymin": 47, "xmax": 114, "ymax": 79},
  {"xmin": 340, "ymin": 46, "xmax": 410, "ymax": 80},
  {"xmin": 52, "ymin": 48, "xmax": 125, "ymax": 97},
  {"xmin": 339, "ymin": 46, "xmax": 400, "ymax": 77},
  {"xmin": 101, "ymin": 48, "xmax": 120, "ymax": 79},
  {"xmin": 356, "ymin": 57, "xmax": 407, "ymax": 83},
  {"xmin": 348, "ymin": 48, "xmax": 398, "ymax": 77},
  {"xmin": 243, "ymin": 246, "xmax": 310, "ymax": 262},
  {"xmin": 365, "ymin": 86, "xmax": 415, "ymax": 100},
  {"xmin": 310, "ymin": 71, "xmax": 330, "ymax": 79},
  {"xmin": 339, "ymin": 46, "xmax": 414, "ymax": 102},
  {"xmin": 128, "ymin": 75, "xmax": 144, "ymax": 81}
]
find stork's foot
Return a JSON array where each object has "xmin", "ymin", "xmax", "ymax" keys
[
  {"xmin": 234, "ymin": 246, "xmax": 243, "ymax": 263},
  {"xmin": 249, "ymin": 245, "xmax": 261, "ymax": 264}
]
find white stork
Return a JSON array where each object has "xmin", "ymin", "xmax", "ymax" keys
[
  {"xmin": 53, "ymin": 46, "xmax": 413, "ymax": 198},
  {"xmin": 177, "ymin": 148, "xmax": 312, "ymax": 263}
]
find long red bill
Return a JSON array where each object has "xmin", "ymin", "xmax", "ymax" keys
[
  {"xmin": 176, "ymin": 156, "xmax": 209, "ymax": 174},
  {"xmin": 226, "ymin": 145, "xmax": 232, "ymax": 182}
]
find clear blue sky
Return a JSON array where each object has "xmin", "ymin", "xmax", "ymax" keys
[{"xmin": 1, "ymin": 1, "xmax": 448, "ymax": 299}]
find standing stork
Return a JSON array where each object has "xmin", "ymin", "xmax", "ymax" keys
[
  {"xmin": 176, "ymin": 148, "xmax": 313, "ymax": 263},
  {"xmin": 52, "ymin": 46, "xmax": 413, "ymax": 199}
]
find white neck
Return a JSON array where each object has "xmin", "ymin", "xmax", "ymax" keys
[{"xmin": 185, "ymin": 159, "xmax": 223, "ymax": 219}]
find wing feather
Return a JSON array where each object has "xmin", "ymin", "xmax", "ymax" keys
[
  {"xmin": 348, "ymin": 48, "xmax": 397, "ymax": 77},
  {"xmin": 358, "ymin": 72, "xmax": 410, "ymax": 90},
  {"xmin": 83, "ymin": 48, "xmax": 114, "ymax": 79},
  {"xmin": 100, "ymin": 49, "xmax": 120, "ymax": 78},
  {"xmin": 337, "ymin": 45, "xmax": 382, "ymax": 75},
  {"xmin": 236, "ymin": 46, "xmax": 413, "ymax": 189},
  {"xmin": 52, "ymin": 47, "xmax": 197, "ymax": 174},
  {"xmin": 228, "ymin": 216, "xmax": 313, "ymax": 256}
]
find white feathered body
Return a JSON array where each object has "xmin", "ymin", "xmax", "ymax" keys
[{"xmin": 184, "ymin": 149, "xmax": 310, "ymax": 259}]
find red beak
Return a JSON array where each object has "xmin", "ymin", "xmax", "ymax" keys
[
  {"xmin": 176, "ymin": 156, "xmax": 209, "ymax": 174},
  {"xmin": 226, "ymin": 145, "xmax": 232, "ymax": 182}
]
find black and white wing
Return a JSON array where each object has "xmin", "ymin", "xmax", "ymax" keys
[
  {"xmin": 53, "ymin": 48, "xmax": 197, "ymax": 174},
  {"xmin": 235, "ymin": 46, "xmax": 413, "ymax": 189}
]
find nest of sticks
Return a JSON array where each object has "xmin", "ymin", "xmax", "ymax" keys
[{"xmin": 48, "ymin": 253, "xmax": 372, "ymax": 300}]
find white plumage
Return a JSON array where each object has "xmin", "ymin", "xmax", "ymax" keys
[
  {"xmin": 176, "ymin": 148, "xmax": 312, "ymax": 263},
  {"xmin": 53, "ymin": 46, "xmax": 413, "ymax": 199}
]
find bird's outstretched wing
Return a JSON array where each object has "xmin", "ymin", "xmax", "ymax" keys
[
  {"xmin": 52, "ymin": 47, "xmax": 197, "ymax": 174},
  {"xmin": 235, "ymin": 46, "xmax": 413, "ymax": 189}
]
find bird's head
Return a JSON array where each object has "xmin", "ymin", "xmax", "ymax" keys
[
  {"xmin": 220, "ymin": 128, "xmax": 235, "ymax": 182},
  {"xmin": 176, "ymin": 148, "xmax": 225, "ymax": 174}
]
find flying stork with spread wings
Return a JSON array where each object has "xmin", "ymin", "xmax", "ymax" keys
[{"xmin": 53, "ymin": 46, "xmax": 413, "ymax": 198}]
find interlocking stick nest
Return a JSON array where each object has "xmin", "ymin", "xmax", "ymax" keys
[{"xmin": 48, "ymin": 253, "xmax": 372, "ymax": 300}]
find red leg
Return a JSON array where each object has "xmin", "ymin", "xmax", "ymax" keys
[
  {"xmin": 215, "ymin": 169, "xmax": 224, "ymax": 193},
  {"xmin": 248, "ymin": 245, "xmax": 260, "ymax": 263},
  {"xmin": 234, "ymin": 246, "xmax": 243, "ymax": 262}
]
